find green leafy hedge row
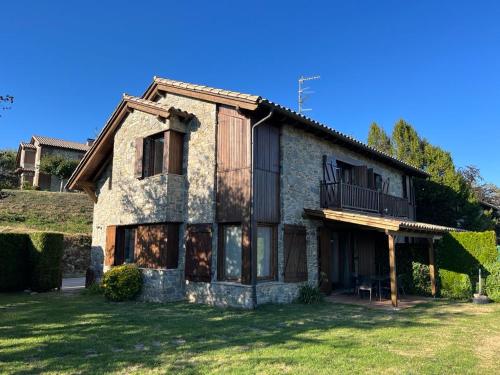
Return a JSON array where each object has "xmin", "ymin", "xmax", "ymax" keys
[
  {"xmin": 437, "ymin": 231, "xmax": 498, "ymax": 300},
  {"xmin": 0, "ymin": 232, "xmax": 64, "ymax": 292}
]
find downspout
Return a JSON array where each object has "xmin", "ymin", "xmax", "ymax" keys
[{"xmin": 250, "ymin": 108, "xmax": 274, "ymax": 309}]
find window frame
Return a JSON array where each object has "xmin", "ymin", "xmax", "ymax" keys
[
  {"xmin": 143, "ymin": 131, "xmax": 165, "ymax": 178},
  {"xmin": 218, "ymin": 223, "xmax": 243, "ymax": 282},
  {"xmin": 256, "ymin": 224, "xmax": 277, "ymax": 281}
]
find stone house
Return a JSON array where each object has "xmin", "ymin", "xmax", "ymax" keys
[
  {"xmin": 16, "ymin": 135, "xmax": 91, "ymax": 191},
  {"xmin": 67, "ymin": 77, "xmax": 457, "ymax": 308}
]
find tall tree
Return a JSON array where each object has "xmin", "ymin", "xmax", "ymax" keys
[
  {"xmin": 367, "ymin": 122, "xmax": 393, "ymax": 155},
  {"xmin": 0, "ymin": 149, "xmax": 18, "ymax": 189},
  {"xmin": 392, "ymin": 119, "xmax": 424, "ymax": 168}
]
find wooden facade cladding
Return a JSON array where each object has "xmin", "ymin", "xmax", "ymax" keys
[
  {"xmin": 254, "ymin": 122, "xmax": 280, "ymax": 223},
  {"xmin": 216, "ymin": 105, "xmax": 251, "ymax": 222},
  {"xmin": 185, "ymin": 224, "xmax": 212, "ymax": 282},
  {"xmin": 283, "ymin": 225, "xmax": 308, "ymax": 282}
]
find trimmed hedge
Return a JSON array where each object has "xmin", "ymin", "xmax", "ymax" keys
[
  {"xmin": 0, "ymin": 233, "xmax": 29, "ymax": 291},
  {"xmin": 485, "ymin": 262, "xmax": 500, "ymax": 302},
  {"xmin": 102, "ymin": 264, "xmax": 143, "ymax": 301},
  {"xmin": 29, "ymin": 232, "xmax": 64, "ymax": 292},
  {"xmin": 0, "ymin": 232, "xmax": 63, "ymax": 292},
  {"xmin": 437, "ymin": 231, "xmax": 497, "ymax": 300}
]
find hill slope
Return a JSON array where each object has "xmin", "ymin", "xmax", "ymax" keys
[{"xmin": 0, "ymin": 189, "xmax": 93, "ymax": 234}]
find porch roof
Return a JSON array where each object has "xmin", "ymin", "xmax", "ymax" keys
[{"xmin": 304, "ymin": 208, "xmax": 462, "ymax": 237}]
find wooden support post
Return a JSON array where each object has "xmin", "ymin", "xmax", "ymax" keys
[
  {"xmin": 388, "ymin": 233, "xmax": 398, "ymax": 308},
  {"xmin": 428, "ymin": 238, "xmax": 437, "ymax": 297}
]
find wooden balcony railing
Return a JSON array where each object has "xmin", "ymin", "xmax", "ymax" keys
[{"xmin": 320, "ymin": 181, "xmax": 410, "ymax": 218}]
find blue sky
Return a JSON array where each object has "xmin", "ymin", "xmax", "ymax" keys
[{"xmin": 1, "ymin": 1, "xmax": 499, "ymax": 184}]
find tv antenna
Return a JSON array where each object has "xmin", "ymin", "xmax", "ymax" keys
[{"xmin": 298, "ymin": 75, "xmax": 320, "ymax": 114}]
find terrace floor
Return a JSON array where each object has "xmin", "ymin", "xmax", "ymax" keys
[{"xmin": 326, "ymin": 290, "xmax": 434, "ymax": 310}]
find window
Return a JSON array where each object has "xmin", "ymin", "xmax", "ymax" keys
[
  {"xmin": 136, "ymin": 130, "xmax": 184, "ymax": 178},
  {"xmin": 123, "ymin": 227, "xmax": 136, "ymax": 263},
  {"xmin": 257, "ymin": 225, "xmax": 276, "ymax": 280},
  {"xmin": 143, "ymin": 133, "xmax": 164, "ymax": 177},
  {"xmin": 402, "ymin": 175, "xmax": 408, "ymax": 199},
  {"xmin": 222, "ymin": 225, "xmax": 242, "ymax": 280}
]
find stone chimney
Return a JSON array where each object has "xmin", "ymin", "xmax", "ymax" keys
[{"xmin": 86, "ymin": 138, "xmax": 95, "ymax": 147}]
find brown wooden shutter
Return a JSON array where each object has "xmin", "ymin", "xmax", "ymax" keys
[
  {"xmin": 367, "ymin": 168, "xmax": 375, "ymax": 189},
  {"xmin": 164, "ymin": 224, "xmax": 179, "ymax": 269},
  {"xmin": 185, "ymin": 224, "xmax": 212, "ymax": 282},
  {"xmin": 135, "ymin": 138, "xmax": 144, "ymax": 178},
  {"xmin": 323, "ymin": 155, "xmax": 338, "ymax": 183},
  {"xmin": 283, "ymin": 225, "xmax": 308, "ymax": 282},
  {"xmin": 319, "ymin": 227, "xmax": 332, "ymax": 294},
  {"xmin": 105, "ymin": 225, "xmax": 117, "ymax": 266},
  {"xmin": 353, "ymin": 165, "xmax": 368, "ymax": 187}
]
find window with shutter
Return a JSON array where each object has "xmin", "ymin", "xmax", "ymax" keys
[
  {"xmin": 283, "ymin": 225, "xmax": 308, "ymax": 282},
  {"xmin": 185, "ymin": 224, "xmax": 212, "ymax": 282},
  {"xmin": 137, "ymin": 131, "xmax": 184, "ymax": 178}
]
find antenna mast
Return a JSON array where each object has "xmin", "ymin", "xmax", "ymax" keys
[{"xmin": 298, "ymin": 75, "xmax": 320, "ymax": 114}]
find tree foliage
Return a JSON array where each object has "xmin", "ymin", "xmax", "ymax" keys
[
  {"xmin": 367, "ymin": 119, "xmax": 498, "ymax": 231},
  {"xmin": 367, "ymin": 122, "xmax": 393, "ymax": 155},
  {"xmin": 39, "ymin": 155, "xmax": 79, "ymax": 180},
  {"xmin": 0, "ymin": 149, "xmax": 19, "ymax": 189}
]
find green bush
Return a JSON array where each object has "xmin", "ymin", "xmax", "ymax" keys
[
  {"xmin": 439, "ymin": 269, "xmax": 472, "ymax": 300},
  {"xmin": 81, "ymin": 282, "xmax": 104, "ymax": 296},
  {"xmin": 29, "ymin": 232, "xmax": 64, "ymax": 292},
  {"xmin": 0, "ymin": 233, "xmax": 29, "ymax": 291},
  {"xmin": 297, "ymin": 284, "xmax": 323, "ymax": 304},
  {"xmin": 485, "ymin": 262, "xmax": 500, "ymax": 302},
  {"xmin": 411, "ymin": 262, "xmax": 432, "ymax": 296},
  {"xmin": 102, "ymin": 264, "xmax": 142, "ymax": 302}
]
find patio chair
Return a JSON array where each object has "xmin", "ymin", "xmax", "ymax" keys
[
  {"xmin": 357, "ymin": 276, "xmax": 374, "ymax": 302},
  {"xmin": 381, "ymin": 275, "xmax": 406, "ymax": 299}
]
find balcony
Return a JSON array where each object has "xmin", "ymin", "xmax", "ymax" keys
[{"xmin": 320, "ymin": 181, "xmax": 410, "ymax": 218}]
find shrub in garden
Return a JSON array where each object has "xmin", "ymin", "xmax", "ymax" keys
[
  {"xmin": 297, "ymin": 284, "xmax": 323, "ymax": 304},
  {"xmin": 0, "ymin": 233, "xmax": 29, "ymax": 291},
  {"xmin": 439, "ymin": 269, "xmax": 472, "ymax": 300},
  {"xmin": 411, "ymin": 262, "xmax": 432, "ymax": 296},
  {"xmin": 29, "ymin": 232, "xmax": 64, "ymax": 292},
  {"xmin": 485, "ymin": 262, "xmax": 500, "ymax": 302},
  {"xmin": 102, "ymin": 264, "xmax": 142, "ymax": 301}
]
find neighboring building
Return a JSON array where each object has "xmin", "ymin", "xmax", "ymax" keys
[
  {"xmin": 67, "ymin": 77, "xmax": 458, "ymax": 308},
  {"xmin": 16, "ymin": 135, "xmax": 91, "ymax": 191}
]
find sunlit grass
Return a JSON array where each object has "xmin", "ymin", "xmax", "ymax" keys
[{"xmin": 0, "ymin": 292, "xmax": 499, "ymax": 374}]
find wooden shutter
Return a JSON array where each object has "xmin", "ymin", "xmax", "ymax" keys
[
  {"xmin": 105, "ymin": 225, "xmax": 117, "ymax": 266},
  {"xmin": 353, "ymin": 165, "xmax": 368, "ymax": 187},
  {"xmin": 319, "ymin": 227, "xmax": 332, "ymax": 294},
  {"xmin": 323, "ymin": 155, "xmax": 338, "ymax": 183},
  {"xmin": 367, "ymin": 168, "xmax": 375, "ymax": 189},
  {"xmin": 283, "ymin": 225, "xmax": 308, "ymax": 282},
  {"xmin": 164, "ymin": 224, "xmax": 179, "ymax": 269},
  {"xmin": 185, "ymin": 224, "xmax": 212, "ymax": 282},
  {"xmin": 135, "ymin": 138, "xmax": 144, "ymax": 178},
  {"xmin": 163, "ymin": 130, "xmax": 184, "ymax": 175}
]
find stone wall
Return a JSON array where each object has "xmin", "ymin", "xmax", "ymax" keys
[
  {"xmin": 90, "ymin": 92, "xmax": 217, "ymax": 302},
  {"xmin": 279, "ymin": 124, "xmax": 408, "ymax": 287},
  {"xmin": 62, "ymin": 234, "xmax": 91, "ymax": 277}
]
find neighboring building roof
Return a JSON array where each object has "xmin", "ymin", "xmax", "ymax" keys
[
  {"xmin": 20, "ymin": 142, "xmax": 36, "ymax": 150},
  {"xmin": 479, "ymin": 200, "xmax": 499, "ymax": 212},
  {"xmin": 144, "ymin": 77, "xmax": 428, "ymax": 177},
  {"xmin": 304, "ymin": 208, "xmax": 462, "ymax": 235},
  {"xmin": 31, "ymin": 135, "xmax": 90, "ymax": 152}
]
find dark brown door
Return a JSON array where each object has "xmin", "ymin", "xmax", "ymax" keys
[{"xmin": 318, "ymin": 227, "xmax": 332, "ymax": 294}]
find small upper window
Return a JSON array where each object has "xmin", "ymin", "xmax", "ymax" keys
[{"xmin": 143, "ymin": 133, "xmax": 164, "ymax": 177}]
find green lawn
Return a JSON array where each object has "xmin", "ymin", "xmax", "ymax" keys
[
  {"xmin": 0, "ymin": 189, "xmax": 93, "ymax": 234},
  {"xmin": 0, "ymin": 293, "xmax": 499, "ymax": 374}
]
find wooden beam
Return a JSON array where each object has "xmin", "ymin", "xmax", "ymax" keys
[
  {"xmin": 388, "ymin": 233, "xmax": 398, "ymax": 308},
  {"xmin": 428, "ymin": 238, "xmax": 437, "ymax": 297},
  {"xmin": 81, "ymin": 185, "xmax": 97, "ymax": 204}
]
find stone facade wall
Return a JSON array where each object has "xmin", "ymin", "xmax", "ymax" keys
[
  {"xmin": 185, "ymin": 281, "xmax": 300, "ymax": 308},
  {"xmin": 62, "ymin": 234, "xmax": 92, "ymax": 277},
  {"xmin": 90, "ymin": 92, "xmax": 217, "ymax": 302},
  {"xmin": 279, "ymin": 124, "xmax": 408, "ymax": 287}
]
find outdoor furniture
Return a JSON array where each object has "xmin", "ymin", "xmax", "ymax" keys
[
  {"xmin": 357, "ymin": 276, "xmax": 374, "ymax": 302},
  {"xmin": 371, "ymin": 275, "xmax": 389, "ymax": 301},
  {"xmin": 381, "ymin": 275, "xmax": 406, "ymax": 299}
]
